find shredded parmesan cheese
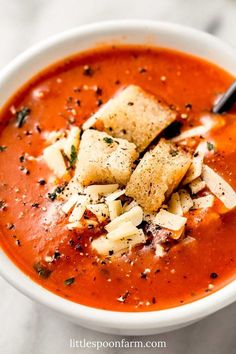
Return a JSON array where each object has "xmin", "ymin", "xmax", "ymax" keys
[
  {"xmin": 168, "ymin": 192, "xmax": 183, "ymax": 215},
  {"xmin": 91, "ymin": 229, "xmax": 145, "ymax": 256},
  {"xmin": 183, "ymin": 142, "xmax": 206, "ymax": 185},
  {"xmin": 189, "ymin": 177, "xmax": 206, "ymax": 194},
  {"xmin": 179, "ymin": 189, "xmax": 193, "ymax": 214},
  {"xmin": 105, "ymin": 189, "xmax": 126, "ymax": 202},
  {"xmin": 154, "ymin": 209, "xmax": 187, "ymax": 231},
  {"xmin": 107, "ymin": 221, "xmax": 139, "ymax": 241},
  {"xmin": 105, "ymin": 205, "xmax": 143, "ymax": 232},
  {"xmin": 172, "ymin": 117, "xmax": 214, "ymax": 142},
  {"xmin": 43, "ymin": 145, "xmax": 67, "ymax": 178},
  {"xmin": 170, "ymin": 226, "xmax": 185, "ymax": 240},
  {"xmin": 155, "ymin": 244, "xmax": 165, "ymax": 257},
  {"xmin": 66, "ymin": 221, "xmax": 83, "ymax": 230},
  {"xmin": 86, "ymin": 184, "xmax": 119, "ymax": 197},
  {"xmin": 202, "ymin": 164, "xmax": 236, "ymax": 209},
  {"xmin": 107, "ymin": 200, "xmax": 122, "ymax": 220},
  {"xmin": 123, "ymin": 200, "xmax": 138, "ymax": 213},
  {"xmin": 61, "ymin": 194, "xmax": 79, "ymax": 214},
  {"xmin": 68, "ymin": 195, "xmax": 89, "ymax": 222},
  {"xmin": 87, "ymin": 203, "xmax": 109, "ymax": 222},
  {"xmin": 192, "ymin": 194, "xmax": 215, "ymax": 209}
]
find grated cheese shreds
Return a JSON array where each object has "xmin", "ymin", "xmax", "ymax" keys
[
  {"xmin": 107, "ymin": 200, "xmax": 122, "ymax": 220},
  {"xmin": 68, "ymin": 195, "xmax": 89, "ymax": 222},
  {"xmin": 86, "ymin": 203, "xmax": 109, "ymax": 222},
  {"xmin": 105, "ymin": 189, "xmax": 126, "ymax": 202},
  {"xmin": 43, "ymin": 144, "xmax": 67, "ymax": 178},
  {"xmin": 189, "ymin": 177, "xmax": 206, "ymax": 194},
  {"xmin": 86, "ymin": 184, "xmax": 119, "ymax": 196},
  {"xmin": 170, "ymin": 226, "xmax": 185, "ymax": 240},
  {"xmin": 123, "ymin": 200, "xmax": 138, "ymax": 213},
  {"xmin": 192, "ymin": 194, "xmax": 215, "ymax": 209},
  {"xmin": 60, "ymin": 177, "xmax": 84, "ymax": 200},
  {"xmin": 183, "ymin": 142, "xmax": 206, "ymax": 185},
  {"xmin": 107, "ymin": 221, "xmax": 140, "ymax": 241},
  {"xmin": 172, "ymin": 117, "xmax": 214, "ymax": 143},
  {"xmin": 168, "ymin": 192, "xmax": 183, "ymax": 216},
  {"xmin": 105, "ymin": 205, "xmax": 143, "ymax": 232},
  {"xmin": 154, "ymin": 209, "xmax": 187, "ymax": 231},
  {"xmin": 155, "ymin": 244, "xmax": 165, "ymax": 258},
  {"xmin": 202, "ymin": 164, "xmax": 236, "ymax": 209},
  {"xmin": 61, "ymin": 194, "xmax": 79, "ymax": 214},
  {"xmin": 44, "ymin": 130, "xmax": 65, "ymax": 145},
  {"xmin": 179, "ymin": 189, "xmax": 193, "ymax": 214},
  {"xmin": 91, "ymin": 229, "xmax": 146, "ymax": 256},
  {"xmin": 66, "ymin": 221, "xmax": 83, "ymax": 230}
]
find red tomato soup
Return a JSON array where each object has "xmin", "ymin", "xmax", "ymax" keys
[{"xmin": 0, "ymin": 45, "xmax": 236, "ymax": 312}]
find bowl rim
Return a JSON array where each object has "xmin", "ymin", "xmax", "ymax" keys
[{"xmin": 0, "ymin": 19, "xmax": 236, "ymax": 331}]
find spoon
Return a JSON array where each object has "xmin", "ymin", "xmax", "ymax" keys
[{"xmin": 212, "ymin": 81, "xmax": 236, "ymax": 114}]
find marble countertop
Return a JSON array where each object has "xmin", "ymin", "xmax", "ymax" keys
[{"xmin": 0, "ymin": 0, "xmax": 236, "ymax": 353}]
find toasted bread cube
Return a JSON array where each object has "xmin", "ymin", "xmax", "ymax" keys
[
  {"xmin": 126, "ymin": 139, "xmax": 191, "ymax": 212},
  {"xmin": 75, "ymin": 129, "xmax": 138, "ymax": 186},
  {"xmin": 83, "ymin": 85, "xmax": 176, "ymax": 152}
]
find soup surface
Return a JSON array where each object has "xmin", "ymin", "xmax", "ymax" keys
[{"xmin": 0, "ymin": 45, "xmax": 236, "ymax": 311}]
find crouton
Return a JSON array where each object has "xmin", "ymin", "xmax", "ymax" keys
[
  {"xmin": 126, "ymin": 139, "xmax": 191, "ymax": 212},
  {"xmin": 83, "ymin": 85, "xmax": 176, "ymax": 152},
  {"xmin": 75, "ymin": 129, "xmax": 138, "ymax": 186}
]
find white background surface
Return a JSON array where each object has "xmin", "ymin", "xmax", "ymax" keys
[{"xmin": 0, "ymin": 0, "xmax": 236, "ymax": 353}]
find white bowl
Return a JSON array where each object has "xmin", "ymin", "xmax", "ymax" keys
[{"xmin": 0, "ymin": 20, "xmax": 236, "ymax": 335}]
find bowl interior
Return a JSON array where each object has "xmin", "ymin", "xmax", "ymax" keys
[{"xmin": 0, "ymin": 20, "xmax": 236, "ymax": 334}]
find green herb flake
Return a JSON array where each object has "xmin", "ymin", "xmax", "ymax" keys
[
  {"xmin": 103, "ymin": 137, "xmax": 114, "ymax": 144},
  {"xmin": 33, "ymin": 262, "xmax": 52, "ymax": 279},
  {"xmin": 16, "ymin": 107, "xmax": 31, "ymax": 128},
  {"xmin": 0, "ymin": 146, "xmax": 7, "ymax": 152},
  {"xmin": 207, "ymin": 141, "xmax": 214, "ymax": 151},
  {"xmin": 69, "ymin": 145, "xmax": 77, "ymax": 168},
  {"xmin": 48, "ymin": 192, "xmax": 57, "ymax": 201},
  {"xmin": 64, "ymin": 277, "xmax": 75, "ymax": 286}
]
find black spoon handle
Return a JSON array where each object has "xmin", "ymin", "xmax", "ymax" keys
[{"xmin": 212, "ymin": 81, "xmax": 236, "ymax": 114}]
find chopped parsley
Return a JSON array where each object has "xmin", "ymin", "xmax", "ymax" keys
[
  {"xmin": 207, "ymin": 141, "xmax": 214, "ymax": 151},
  {"xmin": 0, "ymin": 146, "xmax": 7, "ymax": 152},
  {"xmin": 48, "ymin": 191, "xmax": 57, "ymax": 201},
  {"xmin": 64, "ymin": 277, "xmax": 75, "ymax": 286},
  {"xmin": 69, "ymin": 145, "xmax": 77, "ymax": 168},
  {"xmin": 16, "ymin": 107, "xmax": 31, "ymax": 128},
  {"xmin": 103, "ymin": 137, "xmax": 114, "ymax": 144}
]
